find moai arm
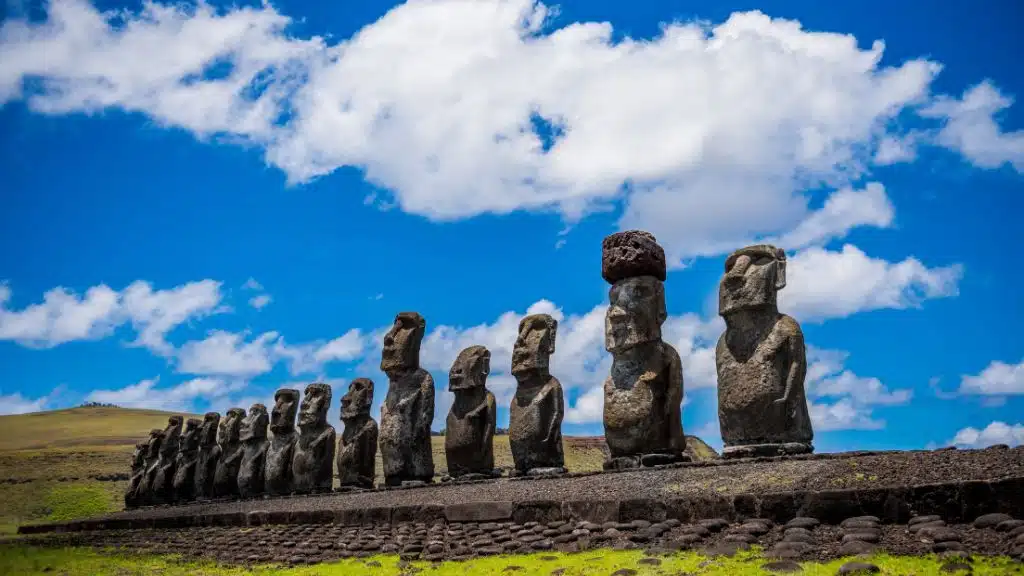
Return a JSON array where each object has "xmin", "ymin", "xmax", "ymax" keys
[
  {"xmin": 544, "ymin": 380, "xmax": 564, "ymax": 445},
  {"xmin": 418, "ymin": 373, "xmax": 435, "ymax": 439},
  {"xmin": 483, "ymin": 392, "xmax": 496, "ymax": 439},
  {"xmin": 775, "ymin": 317, "xmax": 806, "ymax": 406}
]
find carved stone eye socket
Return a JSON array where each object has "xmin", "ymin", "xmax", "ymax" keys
[{"xmin": 752, "ymin": 256, "xmax": 773, "ymax": 266}]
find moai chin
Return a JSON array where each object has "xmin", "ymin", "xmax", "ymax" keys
[
  {"xmin": 445, "ymin": 346, "xmax": 498, "ymax": 479},
  {"xmin": 509, "ymin": 314, "xmax": 565, "ymax": 476},
  {"xmin": 137, "ymin": 429, "xmax": 164, "ymax": 506},
  {"xmin": 213, "ymin": 408, "xmax": 245, "ymax": 499},
  {"xmin": 291, "ymin": 383, "xmax": 336, "ymax": 494},
  {"xmin": 125, "ymin": 440, "xmax": 149, "ymax": 509},
  {"xmin": 601, "ymin": 230, "xmax": 687, "ymax": 470},
  {"xmin": 336, "ymin": 378, "xmax": 379, "ymax": 490},
  {"xmin": 237, "ymin": 404, "xmax": 270, "ymax": 498},
  {"xmin": 151, "ymin": 416, "xmax": 183, "ymax": 504},
  {"xmin": 379, "ymin": 312, "xmax": 435, "ymax": 486},
  {"xmin": 265, "ymin": 389, "xmax": 299, "ymax": 496},
  {"xmin": 171, "ymin": 418, "xmax": 202, "ymax": 503},
  {"xmin": 194, "ymin": 412, "xmax": 221, "ymax": 501},
  {"xmin": 716, "ymin": 244, "xmax": 813, "ymax": 458}
]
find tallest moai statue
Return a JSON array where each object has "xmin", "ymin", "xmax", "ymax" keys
[
  {"xmin": 601, "ymin": 230, "xmax": 687, "ymax": 470},
  {"xmin": 716, "ymin": 244, "xmax": 813, "ymax": 458}
]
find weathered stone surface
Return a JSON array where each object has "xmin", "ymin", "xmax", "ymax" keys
[
  {"xmin": 237, "ymin": 404, "xmax": 269, "ymax": 498},
  {"xmin": 509, "ymin": 314, "xmax": 565, "ymax": 475},
  {"xmin": 973, "ymin": 513, "xmax": 1013, "ymax": 529},
  {"xmin": 150, "ymin": 416, "xmax": 183, "ymax": 504},
  {"xmin": 444, "ymin": 502, "xmax": 515, "ymax": 523},
  {"xmin": 213, "ymin": 408, "xmax": 245, "ymax": 499},
  {"xmin": 265, "ymin": 389, "xmax": 299, "ymax": 496},
  {"xmin": 291, "ymin": 383, "xmax": 336, "ymax": 494},
  {"xmin": 446, "ymin": 346, "xmax": 497, "ymax": 478},
  {"xmin": 194, "ymin": 412, "xmax": 221, "ymax": 501},
  {"xmin": 336, "ymin": 378, "xmax": 378, "ymax": 489},
  {"xmin": 602, "ymin": 237, "xmax": 686, "ymax": 465},
  {"xmin": 124, "ymin": 440, "xmax": 148, "ymax": 509},
  {"xmin": 380, "ymin": 312, "xmax": 435, "ymax": 486},
  {"xmin": 837, "ymin": 562, "xmax": 880, "ymax": 574},
  {"xmin": 171, "ymin": 418, "xmax": 201, "ymax": 503},
  {"xmin": 601, "ymin": 230, "xmax": 666, "ymax": 284},
  {"xmin": 717, "ymin": 245, "xmax": 813, "ymax": 458}
]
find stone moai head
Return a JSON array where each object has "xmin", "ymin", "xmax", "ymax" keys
[
  {"xmin": 511, "ymin": 314, "xmax": 557, "ymax": 377},
  {"xmin": 299, "ymin": 383, "xmax": 332, "ymax": 428},
  {"xmin": 239, "ymin": 404, "xmax": 269, "ymax": 442},
  {"xmin": 132, "ymin": 441, "xmax": 148, "ymax": 468},
  {"xmin": 381, "ymin": 312, "xmax": 426, "ymax": 374},
  {"xmin": 271, "ymin": 388, "xmax": 300, "ymax": 434},
  {"xmin": 718, "ymin": 244, "xmax": 787, "ymax": 316},
  {"xmin": 199, "ymin": 412, "xmax": 220, "ymax": 447},
  {"xmin": 449, "ymin": 345, "xmax": 491, "ymax": 392},
  {"xmin": 146, "ymin": 429, "xmax": 163, "ymax": 459},
  {"xmin": 160, "ymin": 416, "xmax": 183, "ymax": 457},
  {"xmin": 605, "ymin": 277, "xmax": 667, "ymax": 353},
  {"xmin": 219, "ymin": 408, "xmax": 245, "ymax": 445},
  {"xmin": 179, "ymin": 418, "xmax": 202, "ymax": 453},
  {"xmin": 341, "ymin": 378, "xmax": 374, "ymax": 421}
]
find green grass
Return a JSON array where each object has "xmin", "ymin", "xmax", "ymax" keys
[{"xmin": 0, "ymin": 547, "xmax": 1020, "ymax": 575}]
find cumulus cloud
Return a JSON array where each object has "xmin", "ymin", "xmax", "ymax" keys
[
  {"xmin": 176, "ymin": 330, "xmax": 280, "ymax": 377},
  {"xmin": 248, "ymin": 294, "xmax": 272, "ymax": 309},
  {"xmin": 804, "ymin": 347, "xmax": 912, "ymax": 431},
  {"xmin": 1, "ymin": 1, "xmax": 1017, "ymax": 262},
  {"xmin": 959, "ymin": 358, "xmax": 1024, "ymax": 396},
  {"xmin": 0, "ymin": 390, "xmax": 54, "ymax": 415},
  {"xmin": 273, "ymin": 329, "xmax": 368, "ymax": 375},
  {"xmin": 85, "ymin": 376, "xmax": 246, "ymax": 411},
  {"xmin": 949, "ymin": 421, "xmax": 1024, "ymax": 449},
  {"xmin": 0, "ymin": 279, "xmax": 224, "ymax": 351}
]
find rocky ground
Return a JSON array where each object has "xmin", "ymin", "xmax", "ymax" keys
[{"xmin": 12, "ymin": 512, "xmax": 1024, "ymax": 568}]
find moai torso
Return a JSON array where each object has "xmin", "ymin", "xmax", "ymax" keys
[
  {"xmin": 138, "ymin": 430, "xmax": 163, "ymax": 506},
  {"xmin": 125, "ymin": 441, "xmax": 148, "ymax": 509},
  {"xmin": 194, "ymin": 412, "xmax": 221, "ymax": 500},
  {"xmin": 336, "ymin": 378, "xmax": 379, "ymax": 489},
  {"xmin": 151, "ymin": 416, "xmax": 183, "ymax": 504},
  {"xmin": 509, "ymin": 314, "xmax": 565, "ymax": 474},
  {"xmin": 237, "ymin": 404, "xmax": 269, "ymax": 498},
  {"xmin": 601, "ymin": 231, "xmax": 686, "ymax": 466},
  {"xmin": 716, "ymin": 245, "xmax": 812, "ymax": 456},
  {"xmin": 265, "ymin": 389, "xmax": 299, "ymax": 496},
  {"xmin": 213, "ymin": 408, "xmax": 244, "ymax": 499},
  {"xmin": 379, "ymin": 312, "xmax": 435, "ymax": 486},
  {"xmin": 445, "ymin": 346, "xmax": 497, "ymax": 478},
  {"xmin": 291, "ymin": 383, "xmax": 336, "ymax": 494},
  {"xmin": 171, "ymin": 418, "xmax": 201, "ymax": 503}
]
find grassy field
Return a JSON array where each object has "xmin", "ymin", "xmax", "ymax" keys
[
  {"xmin": 0, "ymin": 407, "xmax": 722, "ymax": 533},
  {"xmin": 1, "ymin": 546, "xmax": 1020, "ymax": 575}
]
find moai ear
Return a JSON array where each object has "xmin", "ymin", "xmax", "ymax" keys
[
  {"xmin": 481, "ymin": 350, "xmax": 491, "ymax": 377},
  {"xmin": 546, "ymin": 317, "xmax": 558, "ymax": 355},
  {"xmin": 774, "ymin": 248, "xmax": 787, "ymax": 291}
]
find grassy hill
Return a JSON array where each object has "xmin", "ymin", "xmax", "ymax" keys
[{"xmin": 0, "ymin": 406, "xmax": 716, "ymax": 534}]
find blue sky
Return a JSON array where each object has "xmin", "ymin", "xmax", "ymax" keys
[{"xmin": 1, "ymin": 0, "xmax": 1022, "ymax": 453}]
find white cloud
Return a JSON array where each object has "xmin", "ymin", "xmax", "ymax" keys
[
  {"xmin": 0, "ymin": 390, "xmax": 53, "ymax": 414},
  {"xmin": 920, "ymin": 81, "xmax": 1024, "ymax": 172},
  {"xmin": 273, "ymin": 329, "xmax": 368, "ymax": 375},
  {"xmin": 949, "ymin": 421, "xmax": 1024, "ymax": 449},
  {"xmin": 803, "ymin": 346, "xmax": 912, "ymax": 432},
  {"xmin": 4, "ymin": 1, "xmax": 1014, "ymax": 263},
  {"xmin": 85, "ymin": 376, "xmax": 244, "ymax": 411},
  {"xmin": 959, "ymin": 358, "xmax": 1024, "ymax": 396},
  {"xmin": 241, "ymin": 278, "xmax": 264, "ymax": 291},
  {"xmin": 809, "ymin": 398, "xmax": 885, "ymax": 431},
  {"xmin": 248, "ymin": 294, "xmax": 272, "ymax": 309},
  {"xmin": 769, "ymin": 183, "xmax": 894, "ymax": 252},
  {"xmin": 176, "ymin": 330, "xmax": 279, "ymax": 377},
  {"xmin": 0, "ymin": 282, "xmax": 121, "ymax": 347},
  {"xmin": 779, "ymin": 244, "xmax": 962, "ymax": 322},
  {"xmin": 873, "ymin": 133, "xmax": 918, "ymax": 165},
  {"xmin": 120, "ymin": 280, "xmax": 226, "ymax": 355}
]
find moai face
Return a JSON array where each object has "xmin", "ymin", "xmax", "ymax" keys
[
  {"xmin": 132, "ymin": 442, "xmax": 147, "ymax": 468},
  {"xmin": 271, "ymin": 389, "xmax": 299, "ymax": 434},
  {"xmin": 199, "ymin": 412, "xmax": 220, "ymax": 447},
  {"xmin": 179, "ymin": 419, "xmax": 201, "ymax": 453},
  {"xmin": 511, "ymin": 314, "xmax": 557, "ymax": 377},
  {"xmin": 146, "ymin": 430, "xmax": 163, "ymax": 459},
  {"xmin": 605, "ymin": 276, "xmax": 667, "ymax": 353},
  {"xmin": 219, "ymin": 408, "xmax": 245, "ymax": 445},
  {"xmin": 341, "ymin": 378, "xmax": 374, "ymax": 420},
  {"xmin": 239, "ymin": 404, "xmax": 269, "ymax": 442},
  {"xmin": 719, "ymin": 244, "xmax": 787, "ymax": 316},
  {"xmin": 299, "ymin": 384, "xmax": 331, "ymax": 428},
  {"xmin": 449, "ymin": 346, "xmax": 490, "ymax": 392},
  {"xmin": 381, "ymin": 312, "xmax": 426, "ymax": 374},
  {"xmin": 160, "ymin": 416, "xmax": 183, "ymax": 457}
]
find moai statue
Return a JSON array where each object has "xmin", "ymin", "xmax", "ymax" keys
[
  {"xmin": 601, "ymin": 231, "xmax": 687, "ymax": 470},
  {"xmin": 336, "ymin": 378, "xmax": 379, "ymax": 490},
  {"xmin": 194, "ymin": 412, "xmax": 221, "ymax": 501},
  {"xmin": 124, "ymin": 439, "xmax": 149, "ymax": 509},
  {"xmin": 150, "ymin": 416, "xmax": 183, "ymax": 504},
  {"xmin": 291, "ymin": 383, "xmax": 336, "ymax": 494},
  {"xmin": 237, "ymin": 404, "xmax": 270, "ymax": 498},
  {"xmin": 509, "ymin": 314, "xmax": 566, "ymax": 476},
  {"xmin": 265, "ymin": 389, "xmax": 300, "ymax": 496},
  {"xmin": 445, "ymin": 346, "xmax": 498, "ymax": 480},
  {"xmin": 379, "ymin": 312, "xmax": 435, "ymax": 486},
  {"xmin": 171, "ymin": 418, "xmax": 201, "ymax": 503},
  {"xmin": 213, "ymin": 407, "xmax": 245, "ymax": 499},
  {"xmin": 137, "ymin": 429, "xmax": 163, "ymax": 506},
  {"xmin": 716, "ymin": 244, "xmax": 813, "ymax": 458}
]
